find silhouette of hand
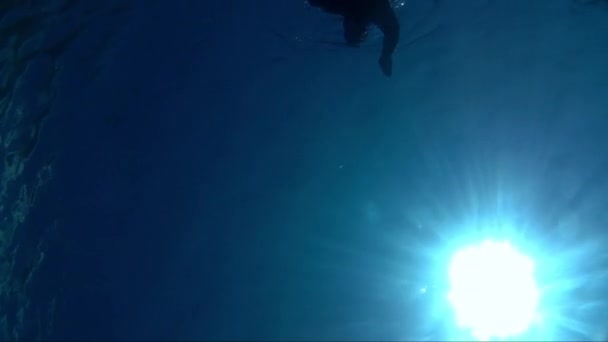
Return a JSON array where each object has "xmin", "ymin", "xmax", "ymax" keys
[{"xmin": 379, "ymin": 54, "xmax": 392, "ymax": 77}]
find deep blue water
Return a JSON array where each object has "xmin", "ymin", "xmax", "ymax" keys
[{"xmin": 3, "ymin": 0, "xmax": 608, "ymax": 340}]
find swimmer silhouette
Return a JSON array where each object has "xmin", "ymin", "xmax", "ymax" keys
[{"xmin": 308, "ymin": 0, "xmax": 400, "ymax": 77}]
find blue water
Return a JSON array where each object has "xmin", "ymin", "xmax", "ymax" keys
[{"xmin": 3, "ymin": 0, "xmax": 608, "ymax": 340}]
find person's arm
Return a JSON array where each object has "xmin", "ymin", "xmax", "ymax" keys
[
  {"xmin": 371, "ymin": 1, "xmax": 399, "ymax": 76},
  {"xmin": 375, "ymin": 3, "xmax": 399, "ymax": 58}
]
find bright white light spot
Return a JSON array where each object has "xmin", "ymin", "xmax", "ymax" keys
[{"xmin": 447, "ymin": 240, "xmax": 539, "ymax": 341}]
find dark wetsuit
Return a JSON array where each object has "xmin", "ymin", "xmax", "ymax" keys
[{"xmin": 308, "ymin": 0, "xmax": 400, "ymax": 76}]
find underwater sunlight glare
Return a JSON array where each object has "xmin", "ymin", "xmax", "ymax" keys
[{"xmin": 447, "ymin": 240, "xmax": 539, "ymax": 341}]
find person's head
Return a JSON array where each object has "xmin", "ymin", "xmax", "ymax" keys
[{"xmin": 343, "ymin": 16, "xmax": 368, "ymax": 46}]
